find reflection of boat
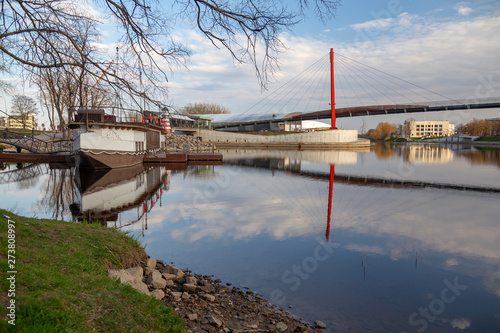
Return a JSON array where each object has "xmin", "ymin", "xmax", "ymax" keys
[
  {"xmin": 70, "ymin": 164, "xmax": 170, "ymax": 226},
  {"xmin": 69, "ymin": 108, "xmax": 166, "ymax": 169}
]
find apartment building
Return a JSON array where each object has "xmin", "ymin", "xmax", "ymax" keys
[
  {"xmin": 0, "ymin": 113, "xmax": 37, "ymax": 130},
  {"xmin": 406, "ymin": 120, "xmax": 455, "ymax": 137}
]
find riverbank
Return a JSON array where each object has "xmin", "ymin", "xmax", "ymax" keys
[
  {"xmin": 195, "ymin": 129, "xmax": 370, "ymax": 150},
  {"xmin": 0, "ymin": 211, "xmax": 318, "ymax": 332}
]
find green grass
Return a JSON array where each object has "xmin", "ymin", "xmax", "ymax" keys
[
  {"xmin": 0, "ymin": 210, "xmax": 185, "ymax": 332},
  {"xmin": 386, "ymin": 137, "xmax": 407, "ymax": 142},
  {"xmin": 477, "ymin": 136, "xmax": 500, "ymax": 142}
]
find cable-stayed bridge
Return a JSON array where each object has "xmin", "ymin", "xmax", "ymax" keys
[{"xmin": 211, "ymin": 50, "xmax": 500, "ymax": 130}]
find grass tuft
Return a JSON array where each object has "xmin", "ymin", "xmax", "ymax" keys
[{"xmin": 0, "ymin": 210, "xmax": 185, "ymax": 332}]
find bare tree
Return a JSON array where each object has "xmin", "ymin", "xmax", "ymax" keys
[
  {"xmin": 1, "ymin": 0, "xmax": 341, "ymax": 106},
  {"xmin": 11, "ymin": 95, "xmax": 38, "ymax": 129},
  {"xmin": 181, "ymin": 102, "xmax": 231, "ymax": 114},
  {"xmin": 402, "ymin": 118, "xmax": 416, "ymax": 137}
]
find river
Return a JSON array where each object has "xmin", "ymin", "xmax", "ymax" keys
[{"xmin": 1, "ymin": 142, "xmax": 499, "ymax": 332}]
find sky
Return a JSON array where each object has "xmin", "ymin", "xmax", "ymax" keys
[{"xmin": 1, "ymin": 0, "xmax": 500, "ymax": 131}]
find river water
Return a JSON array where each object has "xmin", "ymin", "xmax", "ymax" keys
[{"xmin": 1, "ymin": 143, "xmax": 499, "ymax": 332}]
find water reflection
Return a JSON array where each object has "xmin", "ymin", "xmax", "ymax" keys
[
  {"xmin": 128, "ymin": 156, "xmax": 500, "ymax": 332},
  {"xmin": 404, "ymin": 145, "xmax": 454, "ymax": 164},
  {"xmin": 459, "ymin": 148, "xmax": 500, "ymax": 168},
  {"xmin": 71, "ymin": 165, "xmax": 172, "ymax": 229},
  {"xmin": 1, "ymin": 146, "xmax": 499, "ymax": 332}
]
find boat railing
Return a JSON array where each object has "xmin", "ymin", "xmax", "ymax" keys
[{"xmin": 70, "ymin": 106, "xmax": 165, "ymax": 130}]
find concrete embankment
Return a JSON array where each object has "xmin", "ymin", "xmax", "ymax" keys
[{"xmin": 196, "ymin": 129, "xmax": 370, "ymax": 149}]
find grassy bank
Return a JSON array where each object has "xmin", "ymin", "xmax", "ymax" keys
[
  {"xmin": 477, "ymin": 136, "xmax": 500, "ymax": 142},
  {"xmin": 0, "ymin": 210, "xmax": 185, "ymax": 332}
]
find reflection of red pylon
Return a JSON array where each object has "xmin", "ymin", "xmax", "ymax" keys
[{"xmin": 326, "ymin": 164, "xmax": 335, "ymax": 241}]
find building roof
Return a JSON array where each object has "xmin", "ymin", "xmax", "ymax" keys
[
  {"xmin": 198, "ymin": 112, "xmax": 295, "ymax": 124},
  {"xmin": 170, "ymin": 114, "xmax": 195, "ymax": 122}
]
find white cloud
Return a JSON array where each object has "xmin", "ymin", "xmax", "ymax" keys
[
  {"xmin": 349, "ymin": 18, "xmax": 394, "ymax": 31},
  {"xmin": 167, "ymin": 13, "xmax": 500, "ymax": 117},
  {"xmin": 455, "ymin": 4, "xmax": 474, "ymax": 16}
]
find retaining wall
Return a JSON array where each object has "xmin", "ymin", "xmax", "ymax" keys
[{"xmin": 196, "ymin": 129, "xmax": 369, "ymax": 149}]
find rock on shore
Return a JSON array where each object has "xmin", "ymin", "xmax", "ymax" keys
[
  {"xmin": 108, "ymin": 258, "xmax": 319, "ymax": 333},
  {"xmin": 165, "ymin": 133, "xmax": 216, "ymax": 153}
]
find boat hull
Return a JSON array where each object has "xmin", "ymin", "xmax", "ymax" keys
[{"xmin": 75, "ymin": 149, "xmax": 143, "ymax": 169}]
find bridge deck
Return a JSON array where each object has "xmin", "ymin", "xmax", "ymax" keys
[{"xmin": 212, "ymin": 100, "xmax": 500, "ymax": 129}]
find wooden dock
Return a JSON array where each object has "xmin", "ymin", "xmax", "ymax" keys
[
  {"xmin": 143, "ymin": 152, "xmax": 223, "ymax": 164},
  {"xmin": 0, "ymin": 152, "xmax": 74, "ymax": 163}
]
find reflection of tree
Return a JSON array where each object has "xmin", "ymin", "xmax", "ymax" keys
[
  {"xmin": 373, "ymin": 142, "xmax": 396, "ymax": 160},
  {"xmin": 37, "ymin": 168, "xmax": 75, "ymax": 220},
  {"xmin": 16, "ymin": 163, "xmax": 41, "ymax": 189},
  {"xmin": 458, "ymin": 149, "xmax": 500, "ymax": 168}
]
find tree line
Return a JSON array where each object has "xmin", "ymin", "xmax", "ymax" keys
[
  {"xmin": 366, "ymin": 118, "xmax": 499, "ymax": 140},
  {"xmin": 456, "ymin": 119, "xmax": 499, "ymax": 136}
]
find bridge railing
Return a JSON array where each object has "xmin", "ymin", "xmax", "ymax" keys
[{"xmin": 0, "ymin": 129, "xmax": 73, "ymax": 154}]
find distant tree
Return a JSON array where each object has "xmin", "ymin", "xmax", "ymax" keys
[
  {"xmin": 11, "ymin": 95, "xmax": 38, "ymax": 129},
  {"xmin": 181, "ymin": 102, "xmax": 231, "ymax": 115},
  {"xmin": 455, "ymin": 123, "xmax": 465, "ymax": 135},
  {"xmin": 462, "ymin": 118, "xmax": 498, "ymax": 136},
  {"xmin": 402, "ymin": 118, "xmax": 416, "ymax": 137},
  {"xmin": 369, "ymin": 122, "xmax": 396, "ymax": 140}
]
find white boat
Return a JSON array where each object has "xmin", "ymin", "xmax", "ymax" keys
[{"xmin": 69, "ymin": 108, "xmax": 168, "ymax": 169}]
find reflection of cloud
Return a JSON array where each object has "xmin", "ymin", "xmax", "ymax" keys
[
  {"xmin": 445, "ymin": 258, "xmax": 459, "ymax": 267},
  {"xmin": 482, "ymin": 267, "xmax": 500, "ymax": 297},
  {"xmin": 119, "ymin": 164, "xmax": 500, "ymax": 300},
  {"xmin": 140, "ymin": 167, "xmax": 500, "ymax": 267},
  {"xmin": 169, "ymin": 189, "xmax": 325, "ymax": 242},
  {"xmin": 451, "ymin": 318, "xmax": 471, "ymax": 329},
  {"xmin": 345, "ymin": 244, "xmax": 386, "ymax": 256}
]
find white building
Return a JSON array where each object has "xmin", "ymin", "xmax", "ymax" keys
[
  {"xmin": 0, "ymin": 113, "xmax": 37, "ymax": 130},
  {"xmin": 279, "ymin": 119, "xmax": 331, "ymax": 132},
  {"xmin": 406, "ymin": 120, "xmax": 455, "ymax": 137}
]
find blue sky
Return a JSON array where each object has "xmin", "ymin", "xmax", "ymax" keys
[
  {"xmin": 164, "ymin": 0, "xmax": 500, "ymax": 130},
  {"xmin": 1, "ymin": 0, "xmax": 499, "ymax": 131}
]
